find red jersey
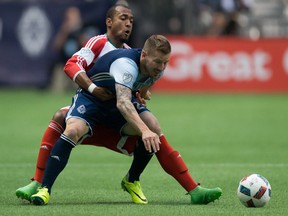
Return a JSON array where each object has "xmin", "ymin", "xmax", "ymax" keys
[{"xmin": 64, "ymin": 34, "xmax": 130, "ymax": 81}]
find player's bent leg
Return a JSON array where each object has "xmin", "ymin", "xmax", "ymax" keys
[
  {"xmin": 33, "ymin": 109, "xmax": 67, "ymax": 181},
  {"xmin": 31, "ymin": 187, "xmax": 50, "ymax": 205},
  {"xmin": 189, "ymin": 186, "xmax": 222, "ymax": 204},
  {"xmin": 15, "ymin": 181, "xmax": 41, "ymax": 201},
  {"xmin": 31, "ymin": 118, "xmax": 88, "ymax": 205},
  {"xmin": 121, "ymin": 175, "xmax": 148, "ymax": 204},
  {"xmin": 16, "ymin": 108, "xmax": 68, "ymax": 202}
]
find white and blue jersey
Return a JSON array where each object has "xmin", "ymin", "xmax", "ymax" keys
[
  {"xmin": 87, "ymin": 48, "xmax": 162, "ymax": 93},
  {"xmin": 66, "ymin": 48, "xmax": 162, "ymax": 138}
]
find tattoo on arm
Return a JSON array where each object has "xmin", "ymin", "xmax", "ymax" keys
[
  {"xmin": 115, "ymin": 84, "xmax": 133, "ymax": 113},
  {"xmin": 115, "ymin": 84, "xmax": 149, "ymax": 135}
]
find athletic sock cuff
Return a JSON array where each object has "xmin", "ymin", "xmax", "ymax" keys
[{"xmin": 60, "ymin": 134, "xmax": 76, "ymax": 147}]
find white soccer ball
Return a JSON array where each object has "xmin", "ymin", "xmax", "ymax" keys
[{"xmin": 237, "ymin": 174, "xmax": 271, "ymax": 207}]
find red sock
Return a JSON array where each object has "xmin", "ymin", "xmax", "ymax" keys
[
  {"xmin": 32, "ymin": 120, "xmax": 64, "ymax": 183},
  {"xmin": 156, "ymin": 135, "xmax": 198, "ymax": 192}
]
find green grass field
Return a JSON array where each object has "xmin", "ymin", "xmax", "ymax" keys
[{"xmin": 1, "ymin": 89, "xmax": 287, "ymax": 216}]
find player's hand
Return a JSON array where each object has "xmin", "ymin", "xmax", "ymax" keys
[
  {"xmin": 143, "ymin": 90, "xmax": 151, "ymax": 100},
  {"xmin": 93, "ymin": 87, "xmax": 114, "ymax": 101},
  {"xmin": 136, "ymin": 90, "xmax": 151, "ymax": 106},
  {"xmin": 142, "ymin": 130, "xmax": 161, "ymax": 153},
  {"xmin": 136, "ymin": 92, "xmax": 146, "ymax": 106}
]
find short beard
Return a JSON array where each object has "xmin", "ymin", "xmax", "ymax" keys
[{"xmin": 120, "ymin": 38, "xmax": 129, "ymax": 43}]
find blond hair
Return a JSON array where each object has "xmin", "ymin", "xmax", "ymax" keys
[{"xmin": 143, "ymin": 35, "xmax": 171, "ymax": 55}]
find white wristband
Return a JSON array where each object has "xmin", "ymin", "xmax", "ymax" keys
[{"xmin": 88, "ymin": 83, "xmax": 97, "ymax": 94}]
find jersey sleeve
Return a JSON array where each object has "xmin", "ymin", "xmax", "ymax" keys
[
  {"xmin": 64, "ymin": 35, "xmax": 107, "ymax": 81},
  {"xmin": 110, "ymin": 57, "xmax": 138, "ymax": 89}
]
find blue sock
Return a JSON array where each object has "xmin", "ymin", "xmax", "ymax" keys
[{"xmin": 42, "ymin": 134, "xmax": 76, "ymax": 193}]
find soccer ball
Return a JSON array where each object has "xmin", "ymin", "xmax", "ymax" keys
[{"xmin": 237, "ymin": 174, "xmax": 271, "ymax": 207}]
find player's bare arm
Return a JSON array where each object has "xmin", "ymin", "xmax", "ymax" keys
[
  {"xmin": 75, "ymin": 72, "xmax": 113, "ymax": 101},
  {"xmin": 115, "ymin": 84, "xmax": 160, "ymax": 153}
]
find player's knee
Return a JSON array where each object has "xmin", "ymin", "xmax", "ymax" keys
[
  {"xmin": 52, "ymin": 109, "xmax": 67, "ymax": 127},
  {"xmin": 147, "ymin": 120, "xmax": 162, "ymax": 135},
  {"xmin": 63, "ymin": 127, "xmax": 78, "ymax": 141},
  {"xmin": 63, "ymin": 127, "xmax": 83, "ymax": 142},
  {"xmin": 64, "ymin": 122, "xmax": 89, "ymax": 142},
  {"xmin": 140, "ymin": 112, "xmax": 162, "ymax": 135}
]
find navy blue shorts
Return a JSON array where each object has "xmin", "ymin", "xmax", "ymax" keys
[{"xmin": 66, "ymin": 90, "xmax": 149, "ymax": 136}]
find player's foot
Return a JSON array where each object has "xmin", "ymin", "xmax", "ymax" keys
[
  {"xmin": 189, "ymin": 185, "xmax": 222, "ymax": 204},
  {"xmin": 15, "ymin": 180, "xmax": 41, "ymax": 201},
  {"xmin": 31, "ymin": 187, "xmax": 50, "ymax": 205},
  {"xmin": 121, "ymin": 176, "xmax": 148, "ymax": 204}
]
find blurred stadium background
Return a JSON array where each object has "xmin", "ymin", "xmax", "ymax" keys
[{"xmin": 0, "ymin": 0, "xmax": 288, "ymax": 92}]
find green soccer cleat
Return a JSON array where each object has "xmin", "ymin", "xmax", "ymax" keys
[
  {"xmin": 121, "ymin": 176, "xmax": 148, "ymax": 204},
  {"xmin": 31, "ymin": 187, "xmax": 50, "ymax": 205},
  {"xmin": 189, "ymin": 185, "xmax": 222, "ymax": 204},
  {"xmin": 15, "ymin": 181, "xmax": 41, "ymax": 201}
]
